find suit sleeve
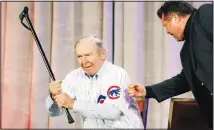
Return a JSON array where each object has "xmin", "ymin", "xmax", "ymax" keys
[
  {"xmin": 197, "ymin": 4, "xmax": 213, "ymax": 42},
  {"xmin": 192, "ymin": 3, "xmax": 213, "ymax": 93},
  {"xmin": 149, "ymin": 70, "xmax": 191, "ymax": 102}
]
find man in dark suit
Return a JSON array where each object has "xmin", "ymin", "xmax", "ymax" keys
[{"xmin": 128, "ymin": 1, "xmax": 213, "ymax": 129}]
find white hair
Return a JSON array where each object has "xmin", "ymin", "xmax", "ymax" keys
[{"xmin": 74, "ymin": 35, "xmax": 105, "ymax": 50}]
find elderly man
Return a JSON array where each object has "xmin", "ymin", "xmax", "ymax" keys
[{"xmin": 46, "ymin": 36, "xmax": 144, "ymax": 128}]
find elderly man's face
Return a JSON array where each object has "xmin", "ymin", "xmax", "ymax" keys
[{"xmin": 75, "ymin": 40, "xmax": 106, "ymax": 75}]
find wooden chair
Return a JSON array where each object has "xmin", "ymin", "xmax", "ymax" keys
[
  {"xmin": 168, "ymin": 98, "xmax": 210, "ymax": 130},
  {"xmin": 136, "ymin": 97, "xmax": 149, "ymax": 130}
]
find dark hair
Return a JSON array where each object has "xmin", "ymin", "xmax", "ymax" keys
[{"xmin": 157, "ymin": 1, "xmax": 196, "ymax": 19}]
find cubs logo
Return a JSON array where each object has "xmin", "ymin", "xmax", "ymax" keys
[
  {"xmin": 107, "ymin": 86, "xmax": 121, "ymax": 99},
  {"xmin": 97, "ymin": 95, "xmax": 106, "ymax": 104}
]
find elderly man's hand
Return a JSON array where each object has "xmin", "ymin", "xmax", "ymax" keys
[
  {"xmin": 48, "ymin": 80, "xmax": 62, "ymax": 98},
  {"xmin": 55, "ymin": 93, "xmax": 75, "ymax": 109}
]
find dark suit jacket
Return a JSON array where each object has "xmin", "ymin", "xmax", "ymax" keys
[{"xmin": 148, "ymin": 3, "xmax": 213, "ymax": 128}]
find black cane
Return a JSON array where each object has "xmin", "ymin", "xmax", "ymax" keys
[{"xmin": 19, "ymin": 6, "xmax": 74, "ymax": 124}]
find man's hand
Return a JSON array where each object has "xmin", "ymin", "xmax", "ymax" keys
[
  {"xmin": 128, "ymin": 83, "xmax": 146, "ymax": 97},
  {"xmin": 48, "ymin": 80, "xmax": 62, "ymax": 97},
  {"xmin": 55, "ymin": 93, "xmax": 75, "ymax": 109}
]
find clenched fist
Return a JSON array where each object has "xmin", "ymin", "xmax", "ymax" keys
[
  {"xmin": 55, "ymin": 93, "xmax": 75, "ymax": 109},
  {"xmin": 128, "ymin": 83, "xmax": 146, "ymax": 98},
  {"xmin": 48, "ymin": 80, "xmax": 62, "ymax": 98}
]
